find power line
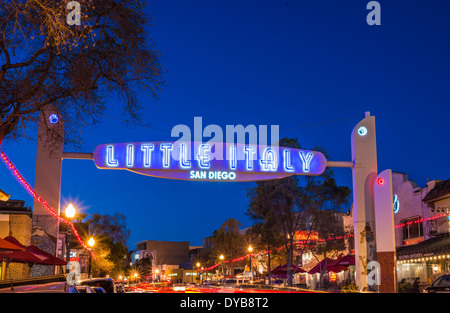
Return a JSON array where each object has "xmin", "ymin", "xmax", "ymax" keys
[
  {"xmin": 97, "ymin": 113, "xmax": 363, "ymax": 135},
  {"xmin": 280, "ymin": 114, "xmax": 362, "ymax": 132}
]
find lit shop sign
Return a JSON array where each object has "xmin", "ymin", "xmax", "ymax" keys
[
  {"xmin": 393, "ymin": 194, "xmax": 400, "ymax": 214},
  {"xmin": 93, "ymin": 142, "xmax": 327, "ymax": 182}
]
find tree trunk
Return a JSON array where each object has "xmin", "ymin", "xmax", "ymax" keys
[
  {"xmin": 286, "ymin": 238, "xmax": 294, "ymax": 286},
  {"xmin": 267, "ymin": 243, "xmax": 271, "ymax": 285}
]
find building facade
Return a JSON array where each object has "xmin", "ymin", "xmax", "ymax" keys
[
  {"xmin": 132, "ymin": 240, "xmax": 190, "ymax": 281},
  {"xmin": 393, "ymin": 173, "xmax": 450, "ymax": 287}
]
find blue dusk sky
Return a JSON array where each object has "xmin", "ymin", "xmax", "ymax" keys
[{"xmin": 1, "ymin": 1, "xmax": 449, "ymax": 248}]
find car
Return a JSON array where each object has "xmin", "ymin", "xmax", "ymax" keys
[
  {"xmin": 222, "ymin": 278, "xmax": 250, "ymax": 288},
  {"xmin": 75, "ymin": 285, "xmax": 96, "ymax": 293},
  {"xmin": 92, "ymin": 287, "xmax": 106, "ymax": 293},
  {"xmin": 425, "ymin": 274, "xmax": 450, "ymax": 293},
  {"xmin": 114, "ymin": 283, "xmax": 125, "ymax": 293},
  {"xmin": 0, "ymin": 281, "xmax": 77, "ymax": 293},
  {"xmin": 78, "ymin": 277, "xmax": 118, "ymax": 293}
]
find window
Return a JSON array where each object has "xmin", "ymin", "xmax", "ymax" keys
[{"xmin": 401, "ymin": 216, "xmax": 423, "ymax": 240}]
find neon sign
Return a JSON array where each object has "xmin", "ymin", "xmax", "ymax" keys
[
  {"xmin": 393, "ymin": 194, "xmax": 400, "ymax": 214},
  {"xmin": 93, "ymin": 142, "xmax": 327, "ymax": 182}
]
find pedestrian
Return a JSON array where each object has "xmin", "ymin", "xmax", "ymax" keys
[{"xmin": 412, "ymin": 277, "xmax": 421, "ymax": 293}]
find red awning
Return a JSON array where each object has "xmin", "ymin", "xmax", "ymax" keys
[
  {"xmin": 0, "ymin": 237, "xmax": 23, "ymax": 251},
  {"xmin": 0, "ymin": 236, "xmax": 46, "ymax": 264},
  {"xmin": 307, "ymin": 258, "xmax": 333, "ymax": 275},
  {"xmin": 307, "ymin": 255, "xmax": 354, "ymax": 275},
  {"xmin": 271, "ymin": 264, "xmax": 306, "ymax": 274},
  {"xmin": 26, "ymin": 245, "xmax": 67, "ymax": 266},
  {"xmin": 326, "ymin": 265, "xmax": 349, "ymax": 273},
  {"xmin": 327, "ymin": 254, "xmax": 355, "ymax": 267}
]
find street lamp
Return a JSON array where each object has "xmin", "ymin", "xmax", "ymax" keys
[
  {"xmin": 196, "ymin": 262, "xmax": 200, "ymax": 284},
  {"xmin": 248, "ymin": 245, "xmax": 253, "ymax": 280},
  {"xmin": 87, "ymin": 237, "xmax": 95, "ymax": 278},
  {"xmin": 65, "ymin": 203, "xmax": 76, "ymax": 273},
  {"xmin": 219, "ymin": 255, "xmax": 224, "ymax": 280}
]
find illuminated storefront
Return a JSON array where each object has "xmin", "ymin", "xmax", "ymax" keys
[{"xmin": 393, "ymin": 173, "xmax": 450, "ymax": 285}]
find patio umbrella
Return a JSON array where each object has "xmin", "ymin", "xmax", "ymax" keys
[
  {"xmin": 326, "ymin": 265, "xmax": 348, "ymax": 273},
  {"xmin": 0, "ymin": 236, "xmax": 46, "ymax": 264},
  {"xmin": 307, "ymin": 258, "xmax": 333, "ymax": 275},
  {"xmin": 26, "ymin": 244, "xmax": 67, "ymax": 266},
  {"xmin": 0, "ymin": 237, "xmax": 23, "ymax": 251},
  {"xmin": 271, "ymin": 264, "xmax": 306, "ymax": 274},
  {"xmin": 327, "ymin": 255, "xmax": 355, "ymax": 267},
  {"xmin": 269, "ymin": 273, "xmax": 288, "ymax": 279}
]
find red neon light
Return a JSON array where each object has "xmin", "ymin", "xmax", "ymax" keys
[
  {"xmin": 0, "ymin": 149, "xmax": 95, "ymax": 259},
  {"xmin": 376, "ymin": 178, "xmax": 385, "ymax": 186},
  {"xmin": 394, "ymin": 213, "xmax": 450, "ymax": 228},
  {"xmin": 200, "ymin": 234, "xmax": 356, "ymax": 272}
]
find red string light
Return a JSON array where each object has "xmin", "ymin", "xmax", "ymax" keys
[
  {"xmin": 394, "ymin": 213, "xmax": 450, "ymax": 228},
  {"xmin": 0, "ymin": 149, "xmax": 95, "ymax": 259},
  {"xmin": 200, "ymin": 234, "xmax": 355, "ymax": 271}
]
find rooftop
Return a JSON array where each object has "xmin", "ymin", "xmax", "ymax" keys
[{"xmin": 423, "ymin": 179, "xmax": 450, "ymax": 202}]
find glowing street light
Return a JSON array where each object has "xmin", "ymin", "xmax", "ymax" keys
[
  {"xmin": 155, "ymin": 269, "xmax": 160, "ymax": 282},
  {"xmin": 196, "ymin": 263, "xmax": 201, "ymax": 284},
  {"xmin": 65, "ymin": 203, "xmax": 76, "ymax": 219},
  {"xmin": 248, "ymin": 245, "xmax": 253, "ymax": 280},
  {"xmin": 64, "ymin": 203, "xmax": 76, "ymax": 274},
  {"xmin": 219, "ymin": 255, "xmax": 225, "ymax": 278},
  {"xmin": 88, "ymin": 236, "xmax": 95, "ymax": 278}
]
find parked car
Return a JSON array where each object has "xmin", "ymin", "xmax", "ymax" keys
[
  {"xmin": 114, "ymin": 283, "xmax": 125, "ymax": 293},
  {"xmin": 223, "ymin": 278, "xmax": 250, "ymax": 288},
  {"xmin": 78, "ymin": 277, "xmax": 117, "ymax": 293},
  {"xmin": 92, "ymin": 287, "xmax": 106, "ymax": 293},
  {"xmin": 0, "ymin": 282, "xmax": 77, "ymax": 293},
  {"xmin": 425, "ymin": 274, "xmax": 450, "ymax": 293},
  {"xmin": 75, "ymin": 285, "xmax": 96, "ymax": 293}
]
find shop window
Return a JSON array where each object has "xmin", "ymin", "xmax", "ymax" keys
[{"xmin": 401, "ymin": 216, "xmax": 423, "ymax": 241}]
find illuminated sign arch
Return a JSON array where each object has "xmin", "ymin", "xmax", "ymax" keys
[{"xmin": 93, "ymin": 141, "xmax": 327, "ymax": 182}]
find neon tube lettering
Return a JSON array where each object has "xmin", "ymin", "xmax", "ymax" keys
[
  {"xmin": 299, "ymin": 151, "xmax": 314, "ymax": 172},
  {"xmin": 283, "ymin": 149, "xmax": 295, "ymax": 172},
  {"xmin": 260, "ymin": 147, "xmax": 278, "ymax": 171},
  {"xmin": 229, "ymin": 145, "xmax": 237, "ymax": 170},
  {"xmin": 126, "ymin": 144, "xmax": 134, "ymax": 167},
  {"xmin": 106, "ymin": 145, "xmax": 119, "ymax": 167},
  {"xmin": 141, "ymin": 144, "xmax": 154, "ymax": 168},
  {"xmin": 244, "ymin": 146, "xmax": 256, "ymax": 171},
  {"xmin": 180, "ymin": 143, "xmax": 191, "ymax": 169},
  {"xmin": 160, "ymin": 143, "xmax": 173, "ymax": 168},
  {"xmin": 198, "ymin": 144, "xmax": 211, "ymax": 169}
]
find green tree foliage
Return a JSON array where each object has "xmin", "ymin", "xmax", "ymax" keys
[
  {"xmin": 86, "ymin": 212, "xmax": 130, "ymax": 277},
  {"xmin": 246, "ymin": 138, "xmax": 351, "ymax": 286},
  {"xmin": 209, "ymin": 218, "xmax": 245, "ymax": 276}
]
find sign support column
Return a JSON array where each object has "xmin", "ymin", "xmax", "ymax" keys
[
  {"xmin": 374, "ymin": 169, "xmax": 397, "ymax": 293},
  {"xmin": 351, "ymin": 112, "xmax": 378, "ymax": 292},
  {"xmin": 31, "ymin": 105, "xmax": 64, "ymax": 276}
]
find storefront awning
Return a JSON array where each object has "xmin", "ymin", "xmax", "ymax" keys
[{"xmin": 396, "ymin": 236, "xmax": 450, "ymax": 260}]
